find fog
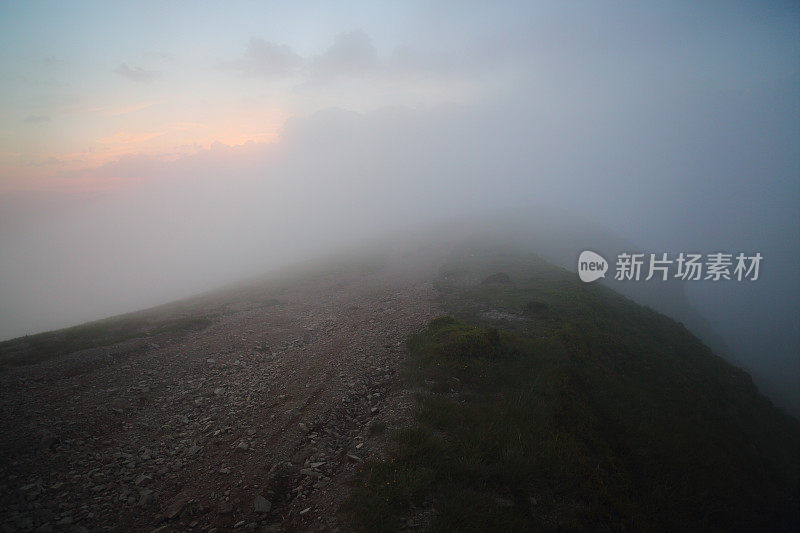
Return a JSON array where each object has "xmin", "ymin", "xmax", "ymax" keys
[{"xmin": 0, "ymin": 2, "xmax": 798, "ymax": 414}]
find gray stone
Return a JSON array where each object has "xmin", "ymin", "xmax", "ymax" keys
[
  {"xmin": 164, "ymin": 492, "xmax": 189, "ymax": 519},
  {"xmin": 252, "ymin": 495, "xmax": 271, "ymax": 513}
]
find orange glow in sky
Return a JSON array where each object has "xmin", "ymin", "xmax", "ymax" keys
[{"xmin": 0, "ymin": 107, "xmax": 288, "ymax": 193}]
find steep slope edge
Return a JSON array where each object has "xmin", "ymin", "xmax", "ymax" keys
[{"xmin": 346, "ymin": 247, "xmax": 800, "ymax": 531}]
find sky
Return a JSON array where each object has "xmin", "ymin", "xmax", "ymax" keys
[
  {"xmin": 0, "ymin": 0, "xmax": 513, "ymax": 190},
  {"xmin": 0, "ymin": 1, "xmax": 798, "ymax": 412},
  {"xmin": 3, "ymin": 1, "xmax": 794, "ymax": 193}
]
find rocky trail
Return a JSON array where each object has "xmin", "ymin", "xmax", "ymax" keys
[{"xmin": 0, "ymin": 269, "xmax": 438, "ymax": 532}]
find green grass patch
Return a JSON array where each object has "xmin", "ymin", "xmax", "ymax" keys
[{"xmin": 345, "ymin": 248, "xmax": 800, "ymax": 531}]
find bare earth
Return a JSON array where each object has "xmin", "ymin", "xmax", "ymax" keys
[{"xmin": 0, "ymin": 269, "xmax": 439, "ymax": 532}]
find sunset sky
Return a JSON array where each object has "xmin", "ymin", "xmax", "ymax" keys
[
  {"xmin": 3, "ymin": 1, "xmax": 796, "ymax": 193},
  {"xmin": 0, "ymin": 1, "xmax": 512, "ymax": 192}
]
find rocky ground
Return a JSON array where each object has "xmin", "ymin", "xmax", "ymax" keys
[{"xmin": 0, "ymin": 267, "xmax": 438, "ymax": 532}]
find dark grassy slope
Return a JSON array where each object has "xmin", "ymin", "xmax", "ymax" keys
[
  {"xmin": 346, "ymin": 246, "xmax": 800, "ymax": 532},
  {"xmin": 0, "ymin": 315, "xmax": 213, "ymax": 367}
]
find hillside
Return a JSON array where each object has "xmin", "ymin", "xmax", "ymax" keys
[
  {"xmin": 349, "ymin": 245, "xmax": 800, "ymax": 531},
  {"xmin": 1, "ymin": 245, "xmax": 798, "ymax": 532},
  {"xmin": 0, "ymin": 260, "xmax": 438, "ymax": 532}
]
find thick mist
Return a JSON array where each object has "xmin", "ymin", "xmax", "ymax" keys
[{"xmin": 0, "ymin": 2, "xmax": 797, "ymax": 414}]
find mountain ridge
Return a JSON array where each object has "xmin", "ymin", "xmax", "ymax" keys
[{"xmin": 1, "ymin": 243, "xmax": 797, "ymax": 531}]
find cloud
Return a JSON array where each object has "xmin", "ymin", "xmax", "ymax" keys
[
  {"xmin": 221, "ymin": 31, "xmax": 379, "ymax": 82},
  {"xmin": 221, "ymin": 38, "xmax": 302, "ymax": 78},
  {"xmin": 24, "ymin": 115, "xmax": 51, "ymax": 124},
  {"xmin": 114, "ymin": 63, "xmax": 160, "ymax": 83},
  {"xmin": 311, "ymin": 30, "xmax": 377, "ymax": 78},
  {"xmin": 222, "ymin": 30, "xmax": 490, "ymax": 89}
]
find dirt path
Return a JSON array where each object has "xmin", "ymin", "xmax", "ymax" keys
[{"xmin": 0, "ymin": 269, "xmax": 439, "ymax": 532}]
